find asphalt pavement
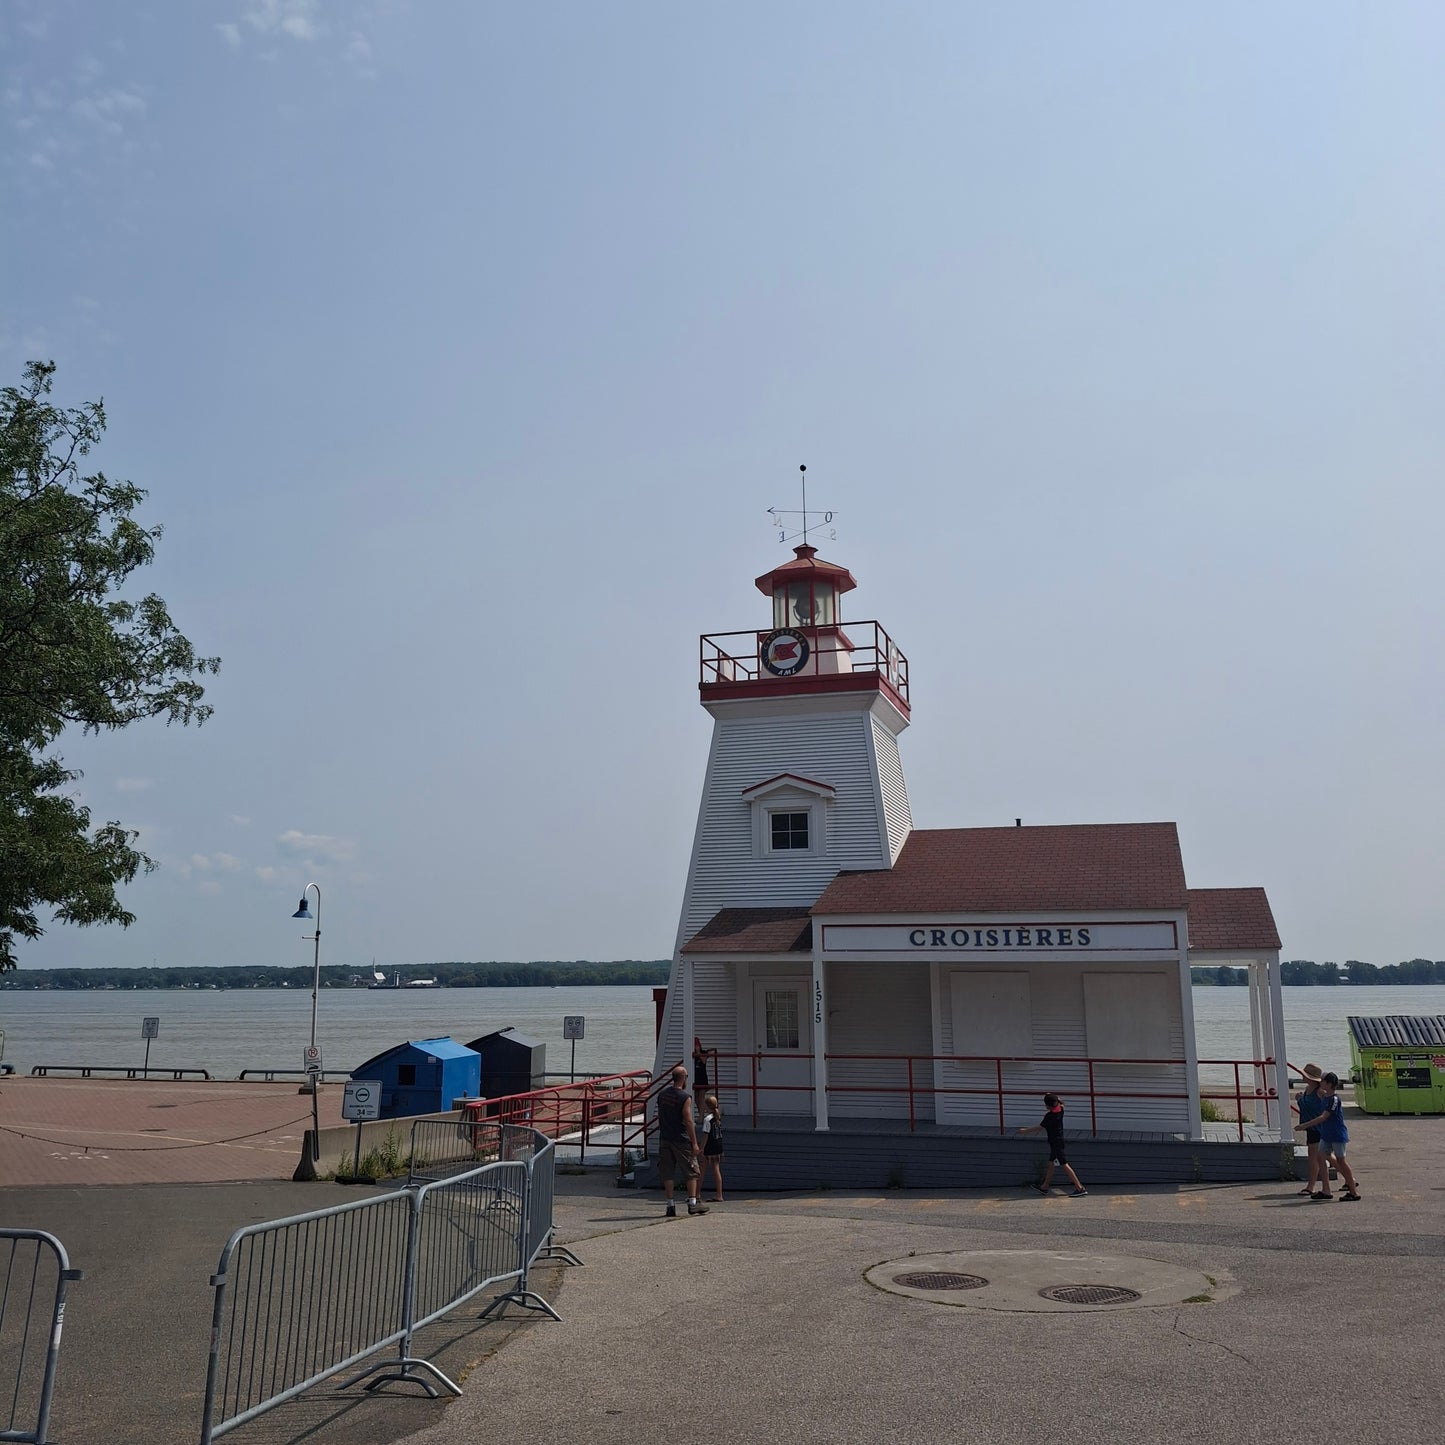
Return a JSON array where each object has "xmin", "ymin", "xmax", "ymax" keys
[{"xmin": 2, "ymin": 1110, "xmax": 1441, "ymax": 1445}]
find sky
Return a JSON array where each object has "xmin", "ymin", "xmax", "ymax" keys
[{"xmin": 3, "ymin": 2, "xmax": 1442, "ymax": 972}]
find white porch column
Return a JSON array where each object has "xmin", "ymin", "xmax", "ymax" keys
[
  {"xmin": 812, "ymin": 954, "xmax": 829, "ymax": 1131},
  {"xmin": 1179, "ymin": 937, "xmax": 1202, "ymax": 1140},
  {"xmin": 1266, "ymin": 950, "xmax": 1291, "ymax": 1142},
  {"xmin": 1248, "ymin": 961, "xmax": 1268, "ymax": 1125},
  {"xmin": 681, "ymin": 957, "xmax": 695, "ymax": 1080}
]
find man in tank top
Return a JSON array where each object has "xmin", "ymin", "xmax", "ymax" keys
[{"xmin": 657, "ymin": 1064, "xmax": 709, "ymax": 1218}]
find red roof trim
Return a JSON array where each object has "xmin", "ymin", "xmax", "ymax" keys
[{"xmin": 741, "ymin": 772, "xmax": 837, "ymax": 800}]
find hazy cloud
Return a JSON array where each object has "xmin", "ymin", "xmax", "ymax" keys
[
  {"xmin": 277, "ymin": 829, "xmax": 357, "ymax": 863},
  {"xmin": 231, "ymin": 814, "xmax": 252, "ymax": 826},
  {"xmin": 216, "ymin": 23, "xmax": 242, "ymax": 49},
  {"xmin": 115, "ymin": 776, "xmax": 153, "ymax": 793},
  {"xmin": 255, "ymin": 866, "xmax": 279, "ymax": 883},
  {"xmin": 243, "ymin": 1, "xmax": 323, "ymax": 43}
]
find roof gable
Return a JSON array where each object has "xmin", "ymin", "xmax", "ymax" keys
[
  {"xmin": 741, "ymin": 772, "xmax": 837, "ymax": 802},
  {"xmin": 811, "ymin": 823, "xmax": 1188, "ymax": 915},
  {"xmin": 1186, "ymin": 888, "xmax": 1281, "ymax": 952},
  {"xmin": 682, "ymin": 907, "xmax": 813, "ymax": 955}
]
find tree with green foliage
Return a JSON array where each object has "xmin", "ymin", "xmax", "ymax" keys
[{"xmin": 0, "ymin": 361, "xmax": 219, "ymax": 971}]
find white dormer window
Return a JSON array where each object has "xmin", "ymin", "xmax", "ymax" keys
[
  {"xmin": 742, "ymin": 773, "xmax": 836, "ymax": 860},
  {"xmin": 770, "ymin": 811, "xmax": 810, "ymax": 850}
]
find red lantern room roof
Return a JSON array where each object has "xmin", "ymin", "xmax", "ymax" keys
[{"xmin": 754, "ymin": 544, "xmax": 857, "ymax": 597}]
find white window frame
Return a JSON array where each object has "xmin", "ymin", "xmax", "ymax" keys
[{"xmin": 741, "ymin": 774, "xmax": 836, "ymax": 861}]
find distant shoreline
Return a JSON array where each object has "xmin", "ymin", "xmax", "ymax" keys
[
  {"xmin": 3, "ymin": 961, "xmax": 1442, "ymax": 990},
  {"xmin": 1, "ymin": 962, "xmax": 671, "ymax": 991}
]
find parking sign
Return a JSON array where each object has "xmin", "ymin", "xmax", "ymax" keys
[{"xmin": 343, "ymin": 1080, "xmax": 380, "ymax": 1121}]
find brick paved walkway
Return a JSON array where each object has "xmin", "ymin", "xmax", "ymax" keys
[{"xmin": 0, "ymin": 1077, "xmax": 348, "ymax": 1185}]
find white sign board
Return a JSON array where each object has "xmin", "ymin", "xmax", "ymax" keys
[
  {"xmin": 342, "ymin": 1080, "xmax": 381, "ymax": 1121},
  {"xmin": 141, "ymin": 1017, "xmax": 160, "ymax": 1040},
  {"xmin": 303, "ymin": 1044, "xmax": 323, "ymax": 1074},
  {"xmin": 563, "ymin": 1015, "xmax": 586, "ymax": 1041},
  {"xmin": 819, "ymin": 920, "xmax": 1180, "ymax": 956}
]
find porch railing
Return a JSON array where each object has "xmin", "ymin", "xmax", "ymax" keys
[
  {"xmin": 706, "ymin": 1051, "xmax": 1281, "ymax": 1141},
  {"xmin": 453, "ymin": 1069, "xmax": 658, "ymax": 1166}
]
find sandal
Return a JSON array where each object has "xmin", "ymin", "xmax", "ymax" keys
[
  {"xmin": 1296, "ymin": 1186, "xmax": 1314, "ymax": 1196},
  {"xmin": 1340, "ymin": 1191, "xmax": 1361, "ymax": 1202},
  {"xmin": 1312, "ymin": 1191, "xmax": 1333, "ymax": 1200}
]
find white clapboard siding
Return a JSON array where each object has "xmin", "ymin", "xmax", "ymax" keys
[
  {"xmin": 870, "ymin": 716, "xmax": 913, "ymax": 863},
  {"xmin": 936, "ymin": 965, "xmax": 1190, "ymax": 1134},
  {"xmin": 694, "ymin": 961, "xmax": 740, "ymax": 1115},
  {"xmin": 675, "ymin": 706, "xmax": 906, "ymax": 947},
  {"xmin": 826, "ymin": 964, "xmax": 934, "ymax": 1119}
]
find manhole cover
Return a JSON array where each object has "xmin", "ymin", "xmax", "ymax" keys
[
  {"xmin": 891, "ymin": 1271, "xmax": 988, "ymax": 1291},
  {"xmin": 1038, "ymin": 1284, "xmax": 1142, "ymax": 1305}
]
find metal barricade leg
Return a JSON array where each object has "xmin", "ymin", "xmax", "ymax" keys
[
  {"xmin": 478, "ymin": 1148, "xmax": 565, "ymax": 1322},
  {"xmin": 1, "ymin": 1229, "xmax": 83, "ymax": 1445}
]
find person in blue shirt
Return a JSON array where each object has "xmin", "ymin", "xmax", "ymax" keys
[{"xmin": 1294, "ymin": 1072, "xmax": 1360, "ymax": 1201}]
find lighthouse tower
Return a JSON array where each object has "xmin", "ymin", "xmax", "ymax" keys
[{"xmin": 653, "ymin": 543, "xmax": 913, "ymax": 1082}]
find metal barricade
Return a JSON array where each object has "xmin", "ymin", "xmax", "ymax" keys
[
  {"xmin": 408, "ymin": 1116, "xmax": 502, "ymax": 1184},
  {"xmin": 199, "ymin": 1189, "xmax": 414, "ymax": 1439},
  {"xmin": 0, "ymin": 1229, "xmax": 83, "ymax": 1445},
  {"xmin": 199, "ymin": 1127, "xmax": 578, "ymax": 1443}
]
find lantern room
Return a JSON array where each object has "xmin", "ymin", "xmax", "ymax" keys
[{"xmin": 757, "ymin": 543, "xmax": 856, "ymax": 630}]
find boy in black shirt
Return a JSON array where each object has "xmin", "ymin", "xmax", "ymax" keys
[{"xmin": 1019, "ymin": 1093, "xmax": 1088, "ymax": 1195}]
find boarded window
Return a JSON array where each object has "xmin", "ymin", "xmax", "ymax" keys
[
  {"xmin": 396, "ymin": 1064, "xmax": 417, "ymax": 1086},
  {"xmin": 1082, "ymin": 973, "xmax": 1177, "ymax": 1060},
  {"xmin": 948, "ymin": 971, "xmax": 1032, "ymax": 1057}
]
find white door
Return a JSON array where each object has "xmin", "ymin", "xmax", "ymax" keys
[{"xmin": 751, "ymin": 978, "xmax": 813, "ymax": 1116}]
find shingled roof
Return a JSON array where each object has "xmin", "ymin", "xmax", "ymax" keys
[
  {"xmin": 1186, "ymin": 888, "xmax": 1282, "ymax": 952},
  {"xmin": 681, "ymin": 907, "xmax": 813, "ymax": 955},
  {"xmin": 811, "ymin": 823, "xmax": 1188, "ymax": 915}
]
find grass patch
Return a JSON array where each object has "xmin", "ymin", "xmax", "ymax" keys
[
  {"xmin": 1182, "ymin": 1293, "xmax": 1213, "ymax": 1304},
  {"xmin": 1199, "ymin": 1099, "xmax": 1228, "ymax": 1123}
]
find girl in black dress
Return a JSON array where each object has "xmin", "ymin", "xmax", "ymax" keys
[{"xmin": 692, "ymin": 1037, "xmax": 710, "ymax": 1114}]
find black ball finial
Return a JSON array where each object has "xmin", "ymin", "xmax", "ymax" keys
[{"xmin": 799, "ymin": 464, "xmax": 806, "ymax": 473}]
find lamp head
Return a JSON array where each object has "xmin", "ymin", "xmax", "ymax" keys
[{"xmin": 292, "ymin": 898, "xmax": 312, "ymax": 919}]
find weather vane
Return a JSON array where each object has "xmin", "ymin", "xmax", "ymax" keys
[{"xmin": 767, "ymin": 464, "xmax": 837, "ymax": 546}]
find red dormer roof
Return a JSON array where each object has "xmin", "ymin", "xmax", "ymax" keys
[{"xmin": 755, "ymin": 544, "xmax": 857, "ymax": 597}]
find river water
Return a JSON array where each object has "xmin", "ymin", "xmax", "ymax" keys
[{"xmin": 2, "ymin": 983, "xmax": 1442, "ymax": 1083}]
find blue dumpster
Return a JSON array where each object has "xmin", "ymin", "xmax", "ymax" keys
[{"xmin": 350, "ymin": 1037, "xmax": 481, "ymax": 1119}]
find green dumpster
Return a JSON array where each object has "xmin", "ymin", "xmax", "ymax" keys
[{"xmin": 1347, "ymin": 1015, "xmax": 1445, "ymax": 1115}]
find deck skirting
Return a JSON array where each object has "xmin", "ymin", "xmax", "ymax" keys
[{"xmin": 672, "ymin": 1120, "xmax": 1294, "ymax": 1190}]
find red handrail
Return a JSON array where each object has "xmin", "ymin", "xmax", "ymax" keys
[{"xmin": 699, "ymin": 1049, "xmax": 1280, "ymax": 1140}]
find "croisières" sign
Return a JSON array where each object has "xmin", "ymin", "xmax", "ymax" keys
[{"xmin": 817, "ymin": 920, "xmax": 1180, "ymax": 954}]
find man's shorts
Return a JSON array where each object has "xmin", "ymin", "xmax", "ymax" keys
[
  {"xmin": 657, "ymin": 1138, "xmax": 700, "ymax": 1181},
  {"xmin": 1048, "ymin": 1143, "xmax": 1068, "ymax": 1165},
  {"xmin": 1319, "ymin": 1139, "xmax": 1346, "ymax": 1158},
  {"xmin": 1305, "ymin": 1127, "xmax": 1321, "ymax": 1145}
]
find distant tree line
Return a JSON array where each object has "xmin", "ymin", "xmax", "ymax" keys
[
  {"xmin": 1193, "ymin": 959, "xmax": 1445, "ymax": 986},
  {"xmin": 0, "ymin": 960, "xmax": 671, "ymax": 990}
]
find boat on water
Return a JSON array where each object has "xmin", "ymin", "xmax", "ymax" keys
[{"xmin": 367, "ymin": 965, "xmax": 440, "ymax": 990}]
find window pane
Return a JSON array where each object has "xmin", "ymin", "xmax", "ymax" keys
[
  {"xmin": 771, "ymin": 812, "xmax": 809, "ymax": 850},
  {"xmin": 765, "ymin": 990, "xmax": 800, "ymax": 1050}
]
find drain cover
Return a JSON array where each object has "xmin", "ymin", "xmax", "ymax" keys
[
  {"xmin": 1038, "ymin": 1284, "xmax": 1142, "ymax": 1305},
  {"xmin": 891, "ymin": 1271, "xmax": 988, "ymax": 1291}
]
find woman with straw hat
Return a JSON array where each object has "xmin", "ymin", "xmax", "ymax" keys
[{"xmin": 1295, "ymin": 1064, "xmax": 1326, "ymax": 1197}]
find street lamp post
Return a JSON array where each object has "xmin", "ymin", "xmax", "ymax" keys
[{"xmin": 292, "ymin": 884, "xmax": 322, "ymax": 1089}]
